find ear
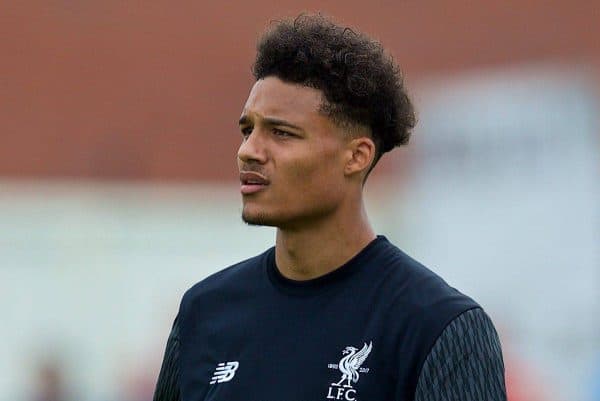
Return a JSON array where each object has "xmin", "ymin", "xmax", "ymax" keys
[{"xmin": 344, "ymin": 136, "xmax": 376, "ymax": 177}]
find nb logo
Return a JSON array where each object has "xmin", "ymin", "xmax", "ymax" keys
[{"xmin": 210, "ymin": 361, "xmax": 239, "ymax": 384}]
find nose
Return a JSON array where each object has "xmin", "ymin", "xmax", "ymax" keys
[{"xmin": 237, "ymin": 130, "xmax": 267, "ymax": 165}]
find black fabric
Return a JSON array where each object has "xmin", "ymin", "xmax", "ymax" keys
[
  {"xmin": 414, "ymin": 308, "xmax": 507, "ymax": 401},
  {"xmin": 152, "ymin": 236, "xmax": 504, "ymax": 401},
  {"xmin": 153, "ymin": 316, "xmax": 180, "ymax": 401}
]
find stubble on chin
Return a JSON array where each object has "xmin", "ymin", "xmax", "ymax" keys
[{"xmin": 241, "ymin": 208, "xmax": 276, "ymax": 227}]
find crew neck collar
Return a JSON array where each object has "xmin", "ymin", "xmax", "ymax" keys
[{"xmin": 264, "ymin": 235, "xmax": 389, "ymax": 296}]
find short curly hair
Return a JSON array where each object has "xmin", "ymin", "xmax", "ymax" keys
[{"xmin": 253, "ymin": 14, "xmax": 416, "ymax": 167}]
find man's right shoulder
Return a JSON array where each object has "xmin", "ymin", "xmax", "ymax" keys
[{"xmin": 180, "ymin": 247, "xmax": 273, "ymax": 307}]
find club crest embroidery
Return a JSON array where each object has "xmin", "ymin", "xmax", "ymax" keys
[{"xmin": 326, "ymin": 341, "xmax": 372, "ymax": 400}]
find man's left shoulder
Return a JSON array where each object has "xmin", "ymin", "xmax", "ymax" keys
[{"xmin": 378, "ymin": 239, "xmax": 480, "ymax": 328}]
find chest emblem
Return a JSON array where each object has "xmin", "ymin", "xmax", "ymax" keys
[
  {"xmin": 326, "ymin": 342, "xmax": 372, "ymax": 400},
  {"xmin": 209, "ymin": 361, "xmax": 239, "ymax": 384}
]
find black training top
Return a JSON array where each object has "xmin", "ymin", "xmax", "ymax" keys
[{"xmin": 153, "ymin": 236, "xmax": 506, "ymax": 401}]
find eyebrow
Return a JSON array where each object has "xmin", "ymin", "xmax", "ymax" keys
[{"xmin": 238, "ymin": 115, "xmax": 303, "ymax": 131}]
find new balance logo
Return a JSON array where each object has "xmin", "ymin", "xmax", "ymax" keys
[{"xmin": 210, "ymin": 361, "xmax": 239, "ymax": 384}]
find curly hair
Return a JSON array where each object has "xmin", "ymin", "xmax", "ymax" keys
[{"xmin": 253, "ymin": 14, "xmax": 416, "ymax": 167}]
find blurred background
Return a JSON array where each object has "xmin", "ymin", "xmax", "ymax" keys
[{"xmin": 1, "ymin": 1, "xmax": 599, "ymax": 400}]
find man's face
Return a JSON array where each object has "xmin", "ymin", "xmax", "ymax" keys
[{"xmin": 237, "ymin": 76, "xmax": 352, "ymax": 229}]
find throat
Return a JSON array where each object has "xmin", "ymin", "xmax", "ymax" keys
[{"xmin": 274, "ymin": 225, "xmax": 375, "ymax": 281}]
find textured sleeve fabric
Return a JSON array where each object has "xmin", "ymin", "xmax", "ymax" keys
[
  {"xmin": 414, "ymin": 308, "xmax": 507, "ymax": 401},
  {"xmin": 153, "ymin": 316, "xmax": 181, "ymax": 401}
]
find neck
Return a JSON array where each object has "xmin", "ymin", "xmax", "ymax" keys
[{"xmin": 274, "ymin": 201, "xmax": 376, "ymax": 281}]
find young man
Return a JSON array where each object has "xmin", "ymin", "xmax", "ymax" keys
[{"xmin": 153, "ymin": 15, "xmax": 506, "ymax": 401}]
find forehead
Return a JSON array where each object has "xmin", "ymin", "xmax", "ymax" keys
[{"xmin": 241, "ymin": 77, "xmax": 325, "ymax": 123}]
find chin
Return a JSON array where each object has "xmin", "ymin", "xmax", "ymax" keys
[
  {"xmin": 241, "ymin": 199, "xmax": 337, "ymax": 229},
  {"xmin": 242, "ymin": 214, "xmax": 275, "ymax": 227},
  {"xmin": 241, "ymin": 205, "xmax": 303, "ymax": 228},
  {"xmin": 241, "ymin": 208, "xmax": 278, "ymax": 227}
]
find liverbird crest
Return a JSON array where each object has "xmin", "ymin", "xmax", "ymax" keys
[{"xmin": 332, "ymin": 341, "xmax": 373, "ymax": 388}]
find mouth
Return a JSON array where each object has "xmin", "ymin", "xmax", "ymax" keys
[{"xmin": 239, "ymin": 171, "xmax": 270, "ymax": 195}]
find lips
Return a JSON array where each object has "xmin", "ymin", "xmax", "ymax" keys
[{"xmin": 239, "ymin": 171, "xmax": 270, "ymax": 194}]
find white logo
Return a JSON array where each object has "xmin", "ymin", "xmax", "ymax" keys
[
  {"xmin": 326, "ymin": 342, "xmax": 372, "ymax": 400},
  {"xmin": 210, "ymin": 361, "xmax": 239, "ymax": 384}
]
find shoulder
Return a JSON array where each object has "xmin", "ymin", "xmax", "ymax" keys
[
  {"xmin": 374, "ymin": 239, "xmax": 481, "ymax": 362},
  {"xmin": 357, "ymin": 238, "xmax": 488, "ymax": 398},
  {"xmin": 375, "ymin": 238, "xmax": 479, "ymax": 319},
  {"xmin": 179, "ymin": 247, "xmax": 272, "ymax": 313}
]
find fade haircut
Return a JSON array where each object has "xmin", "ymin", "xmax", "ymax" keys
[{"xmin": 253, "ymin": 14, "xmax": 416, "ymax": 168}]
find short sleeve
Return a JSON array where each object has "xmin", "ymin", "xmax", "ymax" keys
[
  {"xmin": 153, "ymin": 315, "xmax": 181, "ymax": 401},
  {"xmin": 414, "ymin": 308, "xmax": 507, "ymax": 401}
]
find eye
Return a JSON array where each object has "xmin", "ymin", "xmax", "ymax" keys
[
  {"xmin": 240, "ymin": 126, "xmax": 253, "ymax": 138},
  {"xmin": 272, "ymin": 128, "xmax": 293, "ymax": 137}
]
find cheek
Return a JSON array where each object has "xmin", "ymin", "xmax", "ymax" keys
[{"xmin": 285, "ymin": 146, "xmax": 345, "ymax": 197}]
